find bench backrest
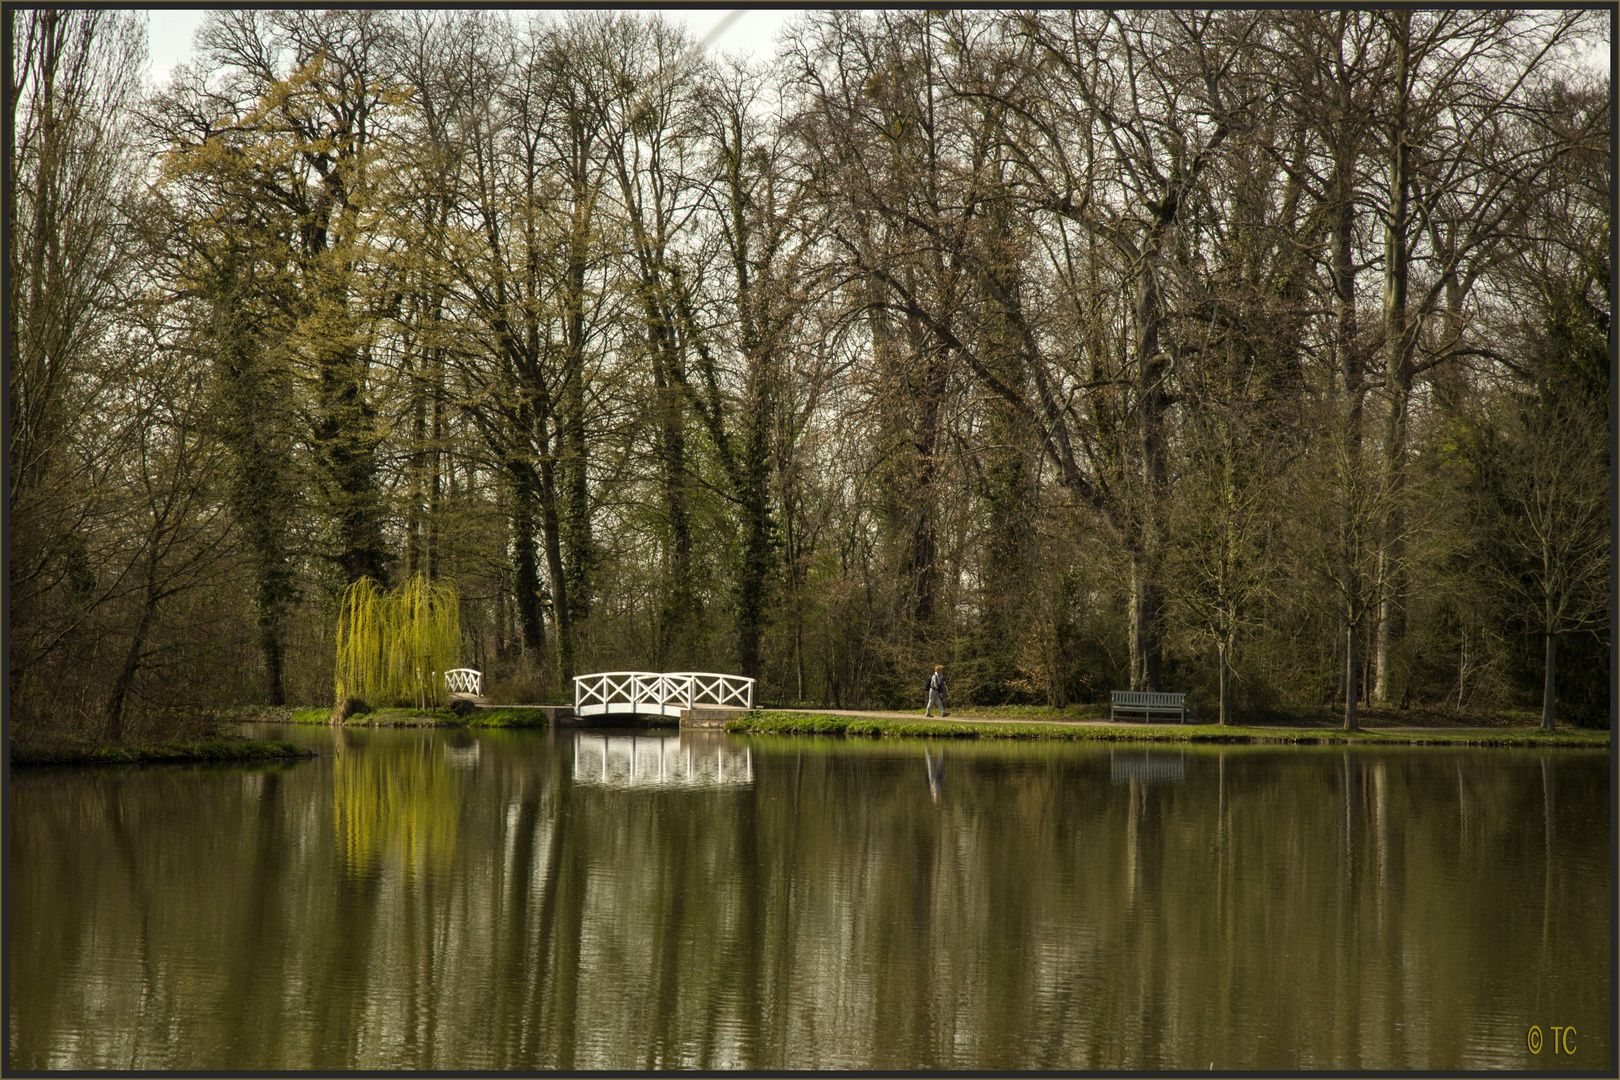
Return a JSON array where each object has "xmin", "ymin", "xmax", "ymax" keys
[{"xmin": 1111, "ymin": 691, "xmax": 1185, "ymax": 705}]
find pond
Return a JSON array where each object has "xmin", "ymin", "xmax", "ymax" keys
[{"xmin": 7, "ymin": 724, "xmax": 1610, "ymax": 1071}]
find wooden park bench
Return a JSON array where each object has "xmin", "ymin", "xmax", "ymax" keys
[{"xmin": 1110, "ymin": 690, "xmax": 1188, "ymax": 723}]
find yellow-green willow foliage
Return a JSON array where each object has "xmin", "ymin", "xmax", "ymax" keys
[
  {"xmin": 332, "ymin": 733, "xmax": 463, "ymax": 877},
  {"xmin": 333, "ymin": 575, "xmax": 463, "ymax": 708}
]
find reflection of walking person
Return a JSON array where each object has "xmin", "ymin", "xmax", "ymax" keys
[
  {"xmin": 924, "ymin": 746, "xmax": 945, "ymax": 802},
  {"xmin": 925, "ymin": 665, "xmax": 948, "ymax": 717}
]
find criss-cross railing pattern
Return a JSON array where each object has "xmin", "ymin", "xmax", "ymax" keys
[
  {"xmin": 573, "ymin": 671, "xmax": 755, "ymax": 718},
  {"xmin": 444, "ymin": 668, "xmax": 484, "ymax": 697}
]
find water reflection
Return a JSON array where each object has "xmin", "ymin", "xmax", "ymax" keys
[
  {"xmin": 571, "ymin": 731, "xmax": 753, "ymax": 788},
  {"xmin": 332, "ymin": 728, "xmax": 463, "ymax": 875},
  {"xmin": 1109, "ymin": 747, "xmax": 1186, "ymax": 784},
  {"xmin": 6, "ymin": 735, "xmax": 1609, "ymax": 1072},
  {"xmin": 923, "ymin": 746, "xmax": 945, "ymax": 802}
]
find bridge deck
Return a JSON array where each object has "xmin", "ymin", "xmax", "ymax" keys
[{"xmin": 577, "ymin": 701, "xmax": 688, "ymax": 718}]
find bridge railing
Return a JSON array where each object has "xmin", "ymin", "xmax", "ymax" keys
[
  {"xmin": 444, "ymin": 668, "xmax": 483, "ymax": 697},
  {"xmin": 573, "ymin": 671, "xmax": 755, "ymax": 716}
]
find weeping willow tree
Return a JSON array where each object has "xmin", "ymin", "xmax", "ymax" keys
[{"xmin": 334, "ymin": 576, "xmax": 462, "ymax": 709}]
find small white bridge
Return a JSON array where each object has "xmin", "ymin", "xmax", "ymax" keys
[
  {"xmin": 573, "ymin": 671, "xmax": 755, "ymax": 719},
  {"xmin": 444, "ymin": 668, "xmax": 484, "ymax": 697}
]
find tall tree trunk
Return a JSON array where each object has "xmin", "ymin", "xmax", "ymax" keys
[
  {"xmin": 976, "ymin": 196, "xmax": 1036, "ymax": 692},
  {"xmin": 103, "ymin": 602, "xmax": 152, "ymax": 742},
  {"xmin": 210, "ymin": 247, "xmax": 296, "ymax": 707},
  {"xmin": 507, "ymin": 459, "xmax": 547, "ymax": 658},
  {"xmin": 1330, "ymin": 147, "xmax": 1364, "ymax": 730},
  {"xmin": 795, "ymin": 622, "xmax": 805, "ymax": 704},
  {"xmin": 1541, "ymin": 622, "xmax": 1557, "ymax": 731},
  {"xmin": 734, "ymin": 376, "xmax": 772, "ymax": 681},
  {"xmin": 713, "ymin": 106, "xmax": 784, "ymax": 686},
  {"xmin": 537, "ymin": 422, "xmax": 574, "ymax": 685},
  {"xmin": 1344, "ymin": 621, "xmax": 1359, "ymax": 731},
  {"xmin": 560, "ymin": 209, "xmax": 594, "ymax": 632},
  {"xmin": 4, "ymin": 11, "xmax": 22, "ymax": 452},
  {"xmin": 405, "ymin": 350, "xmax": 427, "ymax": 579},
  {"xmin": 104, "ymin": 538, "xmax": 163, "ymax": 742},
  {"xmin": 1129, "ymin": 550, "xmax": 1163, "ymax": 692},
  {"xmin": 646, "ymin": 294, "xmax": 695, "ymax": 664},
  {"xmin": 907, "ymin": 299, "xmax": 943, "ymax": 626},
  {"xmin": 258, "ymin": 620, "xmax": 285, "ymax": 707},
  {"xmin": 1374, "ymin": 388, "xmax": 1410, "ymax": 705},
  {"xmin": 1130, "ymin": 219, "xmax": 1171, "ymax": 692},
  {"xmin": 1218, "ymin": 640, "xmax": 1231, "ymax": 726},
  {"xmin": 314, "ymin": 332, "xmax": 389, "ymax": 586},
  {"xmin": 426, "ymin": 348, "xmax": 444, "ymax": 580},
  {"xmin": 1374, "ymin": 13, "xmax": 1413, "ymax": 705},
  {"xmin": 249, "ymin": 531, "xmax": 291, "ymax": 707}
]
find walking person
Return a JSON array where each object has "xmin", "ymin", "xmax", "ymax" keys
[{"xmin": 925, "ymin": 665, "xmax": 948, "ymax": 717}]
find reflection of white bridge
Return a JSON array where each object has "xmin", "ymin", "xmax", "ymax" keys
[
  {"xmin": 572, "ymin": 671, "xmax": 755, "ymax": 719},
  {"xmin": 572, "ymin": 733, "xmax": 753, "ymax": 788}
]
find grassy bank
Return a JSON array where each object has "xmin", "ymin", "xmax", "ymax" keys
[
  {"xmin": 727, "ymin": 711, "xmax": 1609, "ymax": 747},
  {"xmin": 757, "ymin": 702, "xmax": 1114, "ymax": 722},
  {"xmin": 757, "ymin": 701, "xmax": 1599, "ymax": 729},
  {"xmin": 11, "ymin": 738, "xmax": 317, "ymax": 768},
  {"xmin": 244, "ymin": 705, "xmax": 552, "ymax": 729}
]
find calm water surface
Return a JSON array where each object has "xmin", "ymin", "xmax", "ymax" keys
[{"xmin": 8, "ymin": 724, "xmax": 1610, "ymax": 1071}]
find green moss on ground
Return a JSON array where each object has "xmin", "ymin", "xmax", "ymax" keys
[
  {"xmin": 463, "ymin": 708, "xmax": 550, "ymax": 728},
  {"xmin": 11, "ymin": 739, "xmax": 317, "ymax": 767},
  {"xmin": 239, "ymin": 705, "xmax": 549, "ymax": 728},
  {"xmin": 727, "ymin": 711, "xmax": 1608, "ymax": 747},
  {"xmin": 350, "ymin": 708, "xmax": 460, "ymax": 726}
]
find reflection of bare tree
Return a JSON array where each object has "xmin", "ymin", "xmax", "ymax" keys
[
  {"xmin": 1125, "ymin": 777, "xmax": 1162, "ymax": 903},
  {"xmin": 5, "ymin": 741, "xmax": 1614, "ymax": 1071},
  {"xmin": 1541, "ymin": 754, "xmax": 1554, "ymax": 955}
]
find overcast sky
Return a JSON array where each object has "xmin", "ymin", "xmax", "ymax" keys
[
  {"xmin": 145, "ymin": 8, "xmax": 1606, "ymax": 92},
  {"xmin": 146, "ymin": 8, "xmax": 803, "ymax": 86}
]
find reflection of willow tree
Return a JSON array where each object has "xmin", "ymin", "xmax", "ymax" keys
[
  {"xmin": 331, "ymin": 733, "xmax": 464, "ymax": 875},
  {"xmin": 333, "ymin": 575, "xmax": 462, "ymax": 708}
]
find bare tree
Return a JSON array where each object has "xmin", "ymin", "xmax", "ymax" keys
[
  {"xmin": 1365, "ymin": 10, "xmax": 1601, "ymax": 704},
  {"xmin": 1474, "ymin": 396, "xmax": 1609, "ymax": 729},
  {"xmin": 7, "ymin": 8, "xmax": 152, "ymax": 727}
]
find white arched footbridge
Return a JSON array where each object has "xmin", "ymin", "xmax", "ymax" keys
[
  {"xmin": 444, "ymin": 668, "xmax": 484, "ymax": 697},
  {"xmin": 573, "ymin": 671, "xmax": 755, "ymax": 719}
]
